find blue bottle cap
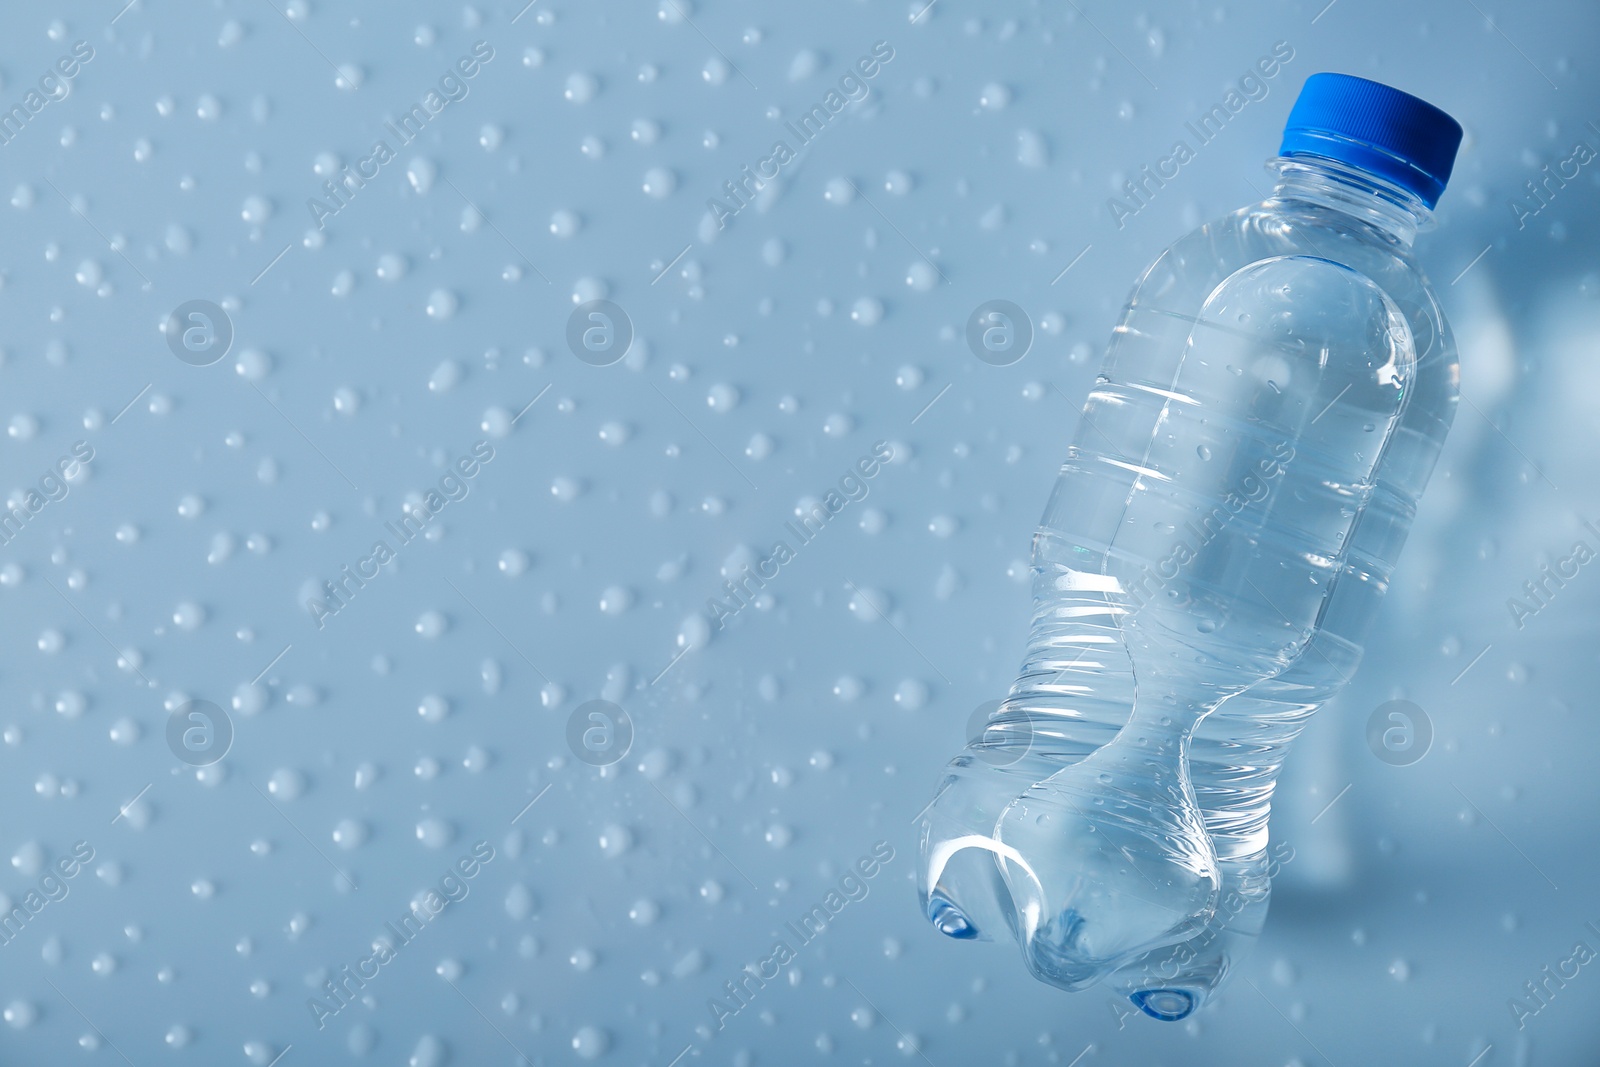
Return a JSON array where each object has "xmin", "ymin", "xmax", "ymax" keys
[{"xmin": 1279, "ymin": 73, "xmax": 1463, "ymax": 208}]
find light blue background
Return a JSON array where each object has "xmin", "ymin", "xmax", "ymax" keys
[{"xmin": 0, "ymin": 1, "xmax": 1596, "ymax": 1063}]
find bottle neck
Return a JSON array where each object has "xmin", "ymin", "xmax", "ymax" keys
[{"xmin": 1266, "ymin": 155, "xmax": 1432, "ymax": 247}]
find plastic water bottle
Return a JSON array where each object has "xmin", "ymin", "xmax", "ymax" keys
[{"xmin": 917, "ymin": 73, "xmax": 1463, "ymax": 1018}]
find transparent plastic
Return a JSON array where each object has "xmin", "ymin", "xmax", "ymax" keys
[{"xmin": 917, "ymin": 151, "xmax": 1459, "ymax": 1018}]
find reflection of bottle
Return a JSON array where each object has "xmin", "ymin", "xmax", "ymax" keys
[{"xmin": 918, "ymin": 73, "xmax": 1462, "ymax": 1017}]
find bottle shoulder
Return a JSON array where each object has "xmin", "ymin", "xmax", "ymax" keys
[
  {"xmin": 1129, "ymin": 201, "xmax": 1458, "ymax": 374},
  {"xmin": 1145, "ymin": 202, "xmax": 1428, "ymax": 294}
]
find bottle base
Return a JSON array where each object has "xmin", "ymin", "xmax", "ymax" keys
[{"xmin": 1129, "ymin": 988, "xmax": 1197, "ymax": 1022}]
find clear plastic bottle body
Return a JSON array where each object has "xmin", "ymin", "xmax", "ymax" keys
[{"xmin": 918, "ymin": 155, "xmax": 1458, "ymax": 1013}]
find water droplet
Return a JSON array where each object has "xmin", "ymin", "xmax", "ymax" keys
[
  {"xmin": 598, "ymin": 824, "xmax": 633, "ymax": 858},
  {"xmin": 424, "ymin": 289, "xmax": 459, "ymax": 320},
  {"xmin": 415, "ymin": 818, "xmax": 453, "ymax": 849},
  {"xmin": 267, "ymin": 768, "xmax": 305, "ymax": 800},
  {"xmin": 851, "ymin": 297, "xmax": 885, "ymax": 326},
  {"xmin": 978, "ymin": 82, "xmax": 1011, "ymax": 110},
  {"xmin": 598, "ymin": 586, "xmax": 633, "ymax": 615},
  {"xmin": 572, "ymin": 1025, "xmax": 610, "ymax": 1059},
  {"xmin": 565, "ymin": 72, "xmax": 599, "ymax": 104},
  {"xmin": 894, "ymin": 679, "xmax": 930, "ymax": 710},
  {"xmin": 331, "ymin": 819, "xmax": 367, "ymax": 850},
  {"xmin": 642, "ymin": 167, "xmax": 676, "ymax": 198}
]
